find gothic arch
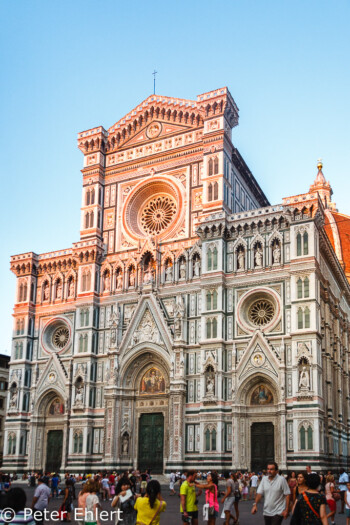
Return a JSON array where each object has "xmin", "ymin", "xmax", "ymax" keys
[{"xmin": 236, "ymin": 373, "xmax": 280, "ymax": 406}]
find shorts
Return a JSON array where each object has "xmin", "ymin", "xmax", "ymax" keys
[
  {"xmin": 327, "ymin": 499, "xmax": 336, "ymax": 512},
  {"xmin": 223, "ymin": 497, "xmax": 235, "ymax": 511},
  {"xmin": 181, "ymin": 511, "xmax": 198, "ymax": 522},
  {"xmin": 345, "ymin": 509, "xmax": 350, "ymax": 518},
  {"xmin": 170, "ymin": 482, "xmax": 175, "ymax": 490}
]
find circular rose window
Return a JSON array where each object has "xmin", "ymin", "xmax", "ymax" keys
[
  {"xmin": 52, "ymin": 326, "xmax": 69, "ymax": 350},
  {"xmin": 248, "ymin": 299, "xmax": 275, "ymax": 326},
  {"xmin": 140, "ymin": 196, "xmax": 177, "ymax": 235},
  {"xmin": 123, "ymin": 178, "xmax": 184, "ymax": 240},
  {"xmin": 41, "ymin": 317, "xmax": 71, "ymax": 354}
]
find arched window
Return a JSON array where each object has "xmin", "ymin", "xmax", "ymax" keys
[
  {"xmin": 16, "ymin": 320, "xmax": 20, "ymax": 335},
  {"xmin": 296, "ymin": 233, "xmax": 302, "ymax": 256},
  {"xmin": 86, "ymin": 189, "xmax": 90, "ymax": 206},
  {"xmin": 207, "ymin": 249, "xmax": 212, "ymax": 271},
  {"xmin": 90, "ymin": 188, "xmax": 95, "ymax": 205},
  {"xmin": 208, "ymin": 158, "xmax": 213, "ymax": 176},
  {"xmin": 89, "ymin": 211, "xmax": 94, "ymax": 228},
  {"xmin": 97, "ymin": 210, "xmax": 101, "ymax": 229},
  {"xmin": 211, "ymin": 428, "xmax": 217, "ymax": 450},
  {"xmin": 298, "ymin": 308, "xmax": 303, "ymax": 329},
  {"xmin": 98, "ymin": 187, "xmax": 102, "ymax": 204},
  {"xmin": 85, "ymin": 212, "xmax": 89, "ymax": 229},
  {"xmin": 85, "ymin": 310, "xmax": 89, "ymax": 326},
  {"xmin": 73, "ymin": 433, "xmax": 79, "ymax": 453},
  {"xmin": 213, "ymin": 182, "xmax": 218, "ymax": 200},
  {"xmin": 80, "ymin": 310, "xmax": 84, "ymax": 327},
  {"xmin": 30, "ymin": 282, "xmax": 35, "ymax": 302},
  {"xmin": 22, "ymin": 392, "xmax": 30, "ymax": 412},
  {"xmin": 307, "ymin": 426, "xmax": 313, "ymax": 449},
  {"xmin": 23, "ymin": 282, "xmax": 27, "ymax": 302},
  {"xmin": 205, "ymin": 429, "xmax": 211, "ymax": 451},
  {"xmin": 300, "ymin": 426, "xmax": 306, "ymax": 450},
  {"xmin": 206, "ymin": 292, "xmax": 212, "ymax": 310},
  {"xmin": 8, "ymin": 434, "xmax": 16, "ymax": 455},
  {"xmin": 18, "ymin": 283, "xmax": 24, "ymax": 302},
  {"xmin": 304, "ymin": 307, "xmax": 310, "ymax": 328},
  {"xmin": 214, "ymin": 157, "xmax": 219, "ymax": 174},
  {"xmin": 83, "ymin": 334, "xmax": 88, "ymax": 353},
  {"xmin": 212, "ymin": 318, "xmax": 217, "ymax": 338},
  {"xmin": 303, "ymin": 232, "xmax": 308, "ymax": 255},
  {"xmin": 304, "ymin": 277, "xmax": 309, "ymax": 298},
  {"xmin": 82, "ymin": 270, "xmax": 91, "ymax": 292},
  {"xmin": 206, "ymin": 319, "xmax": 212, "ymax": 339},
  {"xmin": 208, "ymin": 183, "xmax": 213, "ymax": 201},
  {"xmin": 297, "ymin": 278, "xmax": 303, "ymax": 299},
  {"xmin": 212, "ymin": 290, "xmax": 218, "ymax": 309},
  {"xmin": 213, "ymin": 247, "xmax": 218, "ymax": 270},
  {"xmin": 79, "ymin": 335, "xmax": 83, "ymax": 353}
]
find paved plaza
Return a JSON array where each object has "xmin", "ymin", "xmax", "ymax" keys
[{"xmin": 7, "ymin": 482, "xmax": 348, "ymax": 525}]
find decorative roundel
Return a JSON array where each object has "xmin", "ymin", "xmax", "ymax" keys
[
  {"xmin": 248, "ymin": 299, "xmax": 275, "ymax": 327},
  {"xmin": 41, "ymin": 317, "xmax": 71, "ymax": 354},
  {"xmin": 123, "ymin": 177, "xmax": 184, "ymax": 240},
  {"xmin": 236, "ymin": 287, "xmax": 281, "ymax": 334},
  {"xmin": 146, "ymin": 122, "xmax": 162, "ymax": 139}
]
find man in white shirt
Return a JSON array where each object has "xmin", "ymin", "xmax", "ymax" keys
[
  {"xmin": 339, "ymin": 468, "xmax": 350, "ymax": 514},
  {"xmin": 249, "ymin": 472, "xmax": 259, "ymax": 500},
  {"xmin": 31, "ymin": 477, "xmax": 51, "ymax": 525},
  {"xmin": 251, "ymin": 462, "xmax": 290, "ymax": 525}
]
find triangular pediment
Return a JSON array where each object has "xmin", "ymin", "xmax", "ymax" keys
[
  {"xmin": 120, "ymin": 295, "xmax": 173, "ymax": 354},
  {"xmin": 236, "ymin": 330, "xmax": 280, "ymax": 381},
  {"xmin": 120, "ymin": 120, "xmax": 196, "ymax": 149},
  {"xmin": 35, "ymin": 353, "xmax": 69, "ymax": 401}
]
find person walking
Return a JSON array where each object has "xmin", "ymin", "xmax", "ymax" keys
[
  {"xmin": 339, "ymin": 468, "xmax": 350, "ymax": 514},
  {"xmin": 249, "ymin": 472, "xmax": 258, "ymax": 501},
  {"xmin": 76, "ymin": 480, "xmax": 94, "ymax": 525},
  {"xmin": 169, "ymin": 471, "xmax": 176, "ymax": 496},
  {"xmin": 85, "ymin": 481, "xmax": 102, "ymax": 525},
  {"xmin": 51, "ymin": 473, "xmax": 60, "ymax": 498},
  {"xmin": 195, "ymin": 472, "xmax": 219, "ymax": 525},
  {"xmin": 291, "ymin": 471, "xmax": 308, "ymax": 508},
  {"xmin": 180, "ymin": 470, "xmax": 200, "ymax": 525},
  {"xmin": 221, "ymin": 472, "xmax": 240, "ymax": 524},
  {"xmin": 290, "ymin": 473, "xmax": 328, "ymax": 525},
  {"xmin": 325, "ymin": 475, "xmax": 337, "ymax": 525},
  {"xmin": 31, "ymin": 476, "xmax": 51, "ymax": 525},
  {"xmin": 62, "ymin": 479, "xmax": 74, "ymax": 522},
  {"xmin": 251, "ymin": 462, "xmax": 290, "ymax": 525},
  {"xmin": 134, "ymin": 480, "xmax": 166, "ymax": 525}
]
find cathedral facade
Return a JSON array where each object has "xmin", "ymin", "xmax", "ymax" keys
[{"xmin": 4, "ymin": 87, "xmax": 350, "ymax": 474}]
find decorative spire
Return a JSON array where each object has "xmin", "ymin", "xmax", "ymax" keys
[
  {"xmin": 309, "ymin": 158, "xmax": 334, "ymax": 209},
  {"xmin": 314, "ymin": 158, "xmax": 327, "ymax": 185}
]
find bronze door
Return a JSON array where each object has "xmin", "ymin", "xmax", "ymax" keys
[
  {"xmin": 138, "ymin": 413, "xmax": 164, "ymax": 474},
  {"xmin": 46, "ymin": 430, "xmax": 63, "ymax": 473},
  {"xmin": 251, "ymin": 422, "xmax": 274, "ymax": 472}
]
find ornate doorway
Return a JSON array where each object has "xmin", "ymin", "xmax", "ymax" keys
[
  {"xmin": 251, "ymin": 422, "xmax": 274, "ymax": 472},
  {"xmin": 46, "ymin": 430, "xmax": 63, "ymax": 472},
  {"xmin": 138, "ymin": 413, "xmax": 164, "ymax": 473}
]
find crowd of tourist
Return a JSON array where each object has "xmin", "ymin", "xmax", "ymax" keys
[{"xmin": 0, "ymin": 465, "xmax": 348, "ymax": 524}]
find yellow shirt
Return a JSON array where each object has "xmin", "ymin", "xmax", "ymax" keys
[
  {"xmin": 134, "ymin": 497, "xmax": 166, "ymax": 525},
  {"xmin": 180, "ymin": 481, "xmax": 197, "ymax": 512}
]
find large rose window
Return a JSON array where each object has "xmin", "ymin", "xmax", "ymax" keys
[
  {"xmin": 123, "ymin": 178, "xmax": 184, "ymax": 240},
  {"xmin": 140, "ymin": 196, "xmax": 177, "ymax": 235},
  {"xmin": 248, "ymin": 299, "xmax": 275, "ymax": 327},
  {"xmin": 52, "ymin": 326, "xmax": 70, "ymax": 350},
  {"xmin": 41, "ymin": 317, "xmax": 71, "ymax": 354}
]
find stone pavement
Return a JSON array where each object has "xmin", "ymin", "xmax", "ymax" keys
[{"xmin": 7, "ymin": 482, "xmax": 348, "ymax": 525}]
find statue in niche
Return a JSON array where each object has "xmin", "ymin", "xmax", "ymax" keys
[
  {"xmin": 254, "ymin": 245, "xmax": 263, "ymax": 268},
  {"xmin": 193, "ymin": 258, "xmax": 201, "ymax": 277},
  {"xmin": 122, "ymin": 433, "xmax": 129, "ymax": 454},
  {"xmin": 43, "ymin": 283, "xmax": 49, "ymax": 301},
  {"xmin": 104, "ymin": 273, "xmax": 110, "ymax": 292},
  {"xmin": 174, "ymin": 297, "xmax": 185, "ymax": 338},
  {"xmin": 273, "ymin": 242, "xmax": 281, "ymax": 264},
  {"xmin": 206, "ymin": 373, "xmax": 215, "ymax": 397},
  {"xmin": 68, "ymin": 279, "xmax": 74, "ymax": 297},
  {"xmin": 237, "ymin": 248, "xmax": 245, "ymax": 270},
  {"xmin": 10, "ymin": 387, "xmax": 18, "ymax": 408},
  {"xmin": 143, "ymin": 267, "xmax": 153, "ymax": 285},
  {"xmin": 179, "ymin": 260, "xmax": 186, "ymax": 279},
  {"xmin": 165, "ymin": 264, "xmax": 173, "ymax": 282},
  {"xmin": 116, "ymin": 272, "xmax": 123, "ymax": 290},
  {"xmin": 56, "ymin": 281, "xmax": 62, "ymax": 299},
  {"xmin": 299, "ymin": 365, "xmax": 310, "ymax": 389},
  {"xmin": 75, "ymin": 384, "xmax": 84, "ymax": 405},
  {"xmin": 129, "ymin": 269, "xmax": 135, "ymax": 287}
]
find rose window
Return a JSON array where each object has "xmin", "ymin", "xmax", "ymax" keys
[
  {"xmin": 248, "ymin": 299, "xmax": 275, "ymax": 326},
  {"xmin": 52, "ymin": 326, "xmax": 69, "ymax": 350},
  {"xmin": 140, "ymin": 196, "xmax": 177, "ymax": 235}
]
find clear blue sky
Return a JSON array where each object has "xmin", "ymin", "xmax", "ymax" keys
[{"xmin": 1, "ymin": 0, "xmax": 349, "ymax": 353}]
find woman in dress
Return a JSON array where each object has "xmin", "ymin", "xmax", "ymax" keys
[
  {"xmin": 134, "ymin": 480, "xmax": 166, "ymax": 525},
  {"xmin": 325, "ymin": 474, "xmax": 337, "ymax": 525},
  {"xmin": 291, "ymin": 473, "xmax": 328, "ymax": 525},
  {"xmin": 291, "ymin": 471, "xmax": 308, "ymax": 508},
  {"xmin": 195, "ymin": 472, "xmax": 219, "ymax": 525}
]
